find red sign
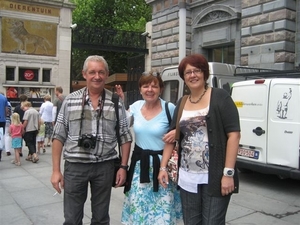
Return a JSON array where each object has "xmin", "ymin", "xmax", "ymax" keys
[{"xmin": 24, "ymin": 70, "xmax": 34, "ymax": 80}]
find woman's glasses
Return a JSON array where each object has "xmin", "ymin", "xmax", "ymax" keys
[{"xmin": 184, "ymin": 69, "xmax": 202, "ymax": 77}]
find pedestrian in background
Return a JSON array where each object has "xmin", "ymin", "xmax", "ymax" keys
[
  {"xmin": 4, "ymin": 99, "xmax": 12, "ymax": 156},
  {"xmin": 22, "ymin": 101, "xmax": 40, "ymax": 163},
  {"xmin": 115, "ymin": 72, "xmax": 182, "ymax": 225},
  {"xmin": 36, "ymin": 118, "xmax": 45, "ymax": 154},
  {"xmin": 9, "ymin": 113, "xmax": 24, "ymax": 166},
  {"xmin": 51, "ymin": 55, "xmax": 132, "ymax": 224},
  {"xmin": 14, "ymin": 94, "xmax": 28, "ymax": 123},
  {"xmin": 39, "ymin": 94, "xmax": 53, "ymax": 147},
  {"xmin": 158, "ymin": 54, "xmax": 241, "ymax": 225},
  {"xmin": 52, "ymin": 86, "xmax": 65, "ymax": 125},
  {"xmin": 14, "ymin": 94, "xmax": 28, "ymax": 157},
  {"xmin": 0, "ymin": 92, "xmax": 9, "ymax": 161}
]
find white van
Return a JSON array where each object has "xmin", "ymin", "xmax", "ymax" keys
[
  {"xmin": 231, "ymin": 76, "xmax": 300, "ymax": 179},
  {"xmin": 161, "ymin": 63, "xmax": 252, "ymax": 104}
]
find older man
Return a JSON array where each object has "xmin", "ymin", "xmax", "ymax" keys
[{"xmin": 51, "ymin": 55, "xmax": 132, "ymax": 224}]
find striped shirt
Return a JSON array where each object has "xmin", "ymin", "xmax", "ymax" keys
[{"xmin": 52, "ymin": 87, "xmax": 132, "ymax": 163}]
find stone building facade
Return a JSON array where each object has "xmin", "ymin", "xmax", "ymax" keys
[
  {"xmin": 241, "ymin": 0, "xmax": 297, "ymax": 70},
  {"xmin": 145, "ymin": 0, "xmax": 299, "ymax": 71},
  {"xmin": 0, "ymin": 0, "xmax": 75, "ymax": 107}
]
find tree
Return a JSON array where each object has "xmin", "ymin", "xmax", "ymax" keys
[
  {"xmin": 70, "ymin": 0, "xmax": 151, "ymax": 81},
  {"xmin": 113, "ymin": 0, "xmax": 151, "ymax": 31},
  {"xmin": 72, "ymin": 0, "xmax": 151, "ymax": 31}
]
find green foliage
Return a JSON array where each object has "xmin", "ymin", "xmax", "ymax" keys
[
  {"xmin": 70, "ymin": 0, "xmax": 151, "ymax": 81},
  {"xmin": 71, "ymin": 0, "xmax": 151, "ymax": 31},
  {"xmin": 113, "ymin": 0, "xmax": 152, "ymax": 31}
]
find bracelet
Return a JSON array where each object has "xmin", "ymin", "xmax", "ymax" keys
[
  {"xmin": 119, "ymin": 165, "xmax": 129, "ymax": 170},
  {"xmin": 159, "ymin": 167, "xmax": 168, "ymax": 172}
]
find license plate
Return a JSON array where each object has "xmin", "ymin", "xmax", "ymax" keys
[{"xmin": 238, "ymin": 148, "xmax": 259, "ymax": 159}]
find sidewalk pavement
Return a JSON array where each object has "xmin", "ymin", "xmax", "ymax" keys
[
  {"xmin": 1, "ymin": 146, "xmax": 299, "ymax": 225},
  {"xmin": 0, "ymin": 146, "xmax": 126, "ymax": 225}
]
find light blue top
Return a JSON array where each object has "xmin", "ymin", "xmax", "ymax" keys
[{"xmin": 130, "ymin": 98, "xmax": 175, "ymax": 151}]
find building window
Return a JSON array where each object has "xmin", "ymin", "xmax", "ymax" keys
[
  {"xmin": 6, "ymin": 67, "xmax": 15, "ymax": 81},
  {"xmin": 208, "ymin": 46, "xmax": 234, "ymax": 64},
  {"xmin": 19, "ymin": 68, "xmax": 39, "ymax": 82},
  {"xmin": 43, "ymin": 69, "xmax": 51, "ymax": 82}
]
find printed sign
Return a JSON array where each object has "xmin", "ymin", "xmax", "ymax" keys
[
  {"xmin": 24, "ymin": 70, "xmax": 35, "ymax": 80},
  {"xmin": 0, "ymin": 1, "xmax": 60, "ymax": 17},
  {"xmin": 2, "ymin": 17, "xmax": 57, "ymax": 56}
]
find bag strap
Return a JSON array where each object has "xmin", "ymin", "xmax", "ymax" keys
[
  {"xmin": 112, "ymin": 93, "xmax": 121, "ymax": 156},
  {"xmin": 165, "ymin": 101, "xmax": 171, "ymax": 125},
  {"xmin": 175, "ymin": 95, "xmax": 188, "ymax": 140}
]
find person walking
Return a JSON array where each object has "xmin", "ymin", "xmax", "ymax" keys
[
  {"xmin": 115, "ymin": 72, "xmax": 182, "ymax": 225},
  {"xmin": 4, "ymin": 100, "xmax": 12, "ymax": 156},
  {"xmin": 36, "ymin": 118, "xmax": 45, "ymax": 154},
  {"xmin": 9, "ymin": 113, "xmax": 24, "ymax": 166},
  {"xmin": 158, "ymin": 54, "xmax": 241, "ymax": 225},
  {"xmin": 14, "ymin": 94, "xmax": 28, "ymax": 157},
  {"xmin": 52, "ymin": 86, "xmax": 65, "ymax": 125},
  {"xmin": 39, "ymin": 94, "xmax": 53, "ymax": 147},
  {"xmin": 51, "ymin": 55, "xmax": 132, "ymax": 225},
  {"xmin": 14, "ymin": 94, "xmax": 28, "ymax": 123},
  {"xmin": 22, "ymin": 101, "xmax": 40, "ymax": 163},
  {"xmin": 0, "ymin": 93, "xmax": 9, "ymax": 161}
]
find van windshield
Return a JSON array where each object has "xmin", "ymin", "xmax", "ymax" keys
[
  {"xmin": 162, "ymin": 80, "xmax": 190, "ymax": 104},
  {"xmin": 162, "ymin": 80, "xmax": 179, "ymax": 104}
]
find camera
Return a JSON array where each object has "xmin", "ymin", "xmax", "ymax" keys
[{"xmin": 78, "ymin": 134, "xmax": 96, "ymax": 150}]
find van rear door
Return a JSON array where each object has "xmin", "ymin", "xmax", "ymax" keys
[
  {"xmin": 267, "ymin": 79, "xmax": 300, "ymax": 169},
  {"xmin": 231, "ymin": 79, "xmax": 270, "ymax": 164}
]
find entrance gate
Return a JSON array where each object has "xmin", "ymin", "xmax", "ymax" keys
[
  {"xmin": 71, "ymin": 25, "xmax": 148, "ymax": 105},
  {"xmin": 126, "ymin": 54, "xmax": 145, "ymax": 106}
]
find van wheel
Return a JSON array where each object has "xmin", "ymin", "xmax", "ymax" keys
[{"xmin": 237, "ymin": 168, "xmax": 251, "ymax": 173}]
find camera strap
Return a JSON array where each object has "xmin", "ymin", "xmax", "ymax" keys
[
  {"xmin": 78, "ymin": 88, "xmax": 105, "ymax": 138},
  {"xmin": 112, "ymin": 93, "xmax": 121, "ymax": 156}
]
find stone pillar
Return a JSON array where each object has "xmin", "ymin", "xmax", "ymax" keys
[{"xmin": 145, "ymin": 0, "xmax": 191, "ymax": 71}]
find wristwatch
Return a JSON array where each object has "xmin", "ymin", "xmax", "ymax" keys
[
  {"xmin": 223, "ymin": 168, "xmax": 235, "ymax": 177},
  {"xmin": 119, "ymin": 165, "xmax": 129, "ymax": 170}
]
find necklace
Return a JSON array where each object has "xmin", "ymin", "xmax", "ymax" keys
[{"xmin": 189, "ymin": 87, "xmax": 207, "ymax": 104}]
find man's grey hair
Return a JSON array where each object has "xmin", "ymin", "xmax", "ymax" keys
[{"xmin": 82, "ymin": 55, "xmax": 109, "ymax": 73}]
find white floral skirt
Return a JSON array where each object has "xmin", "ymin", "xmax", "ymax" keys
[{"xmin": 121, "ymin": 161, "xmax": 182, "ymax": 225}]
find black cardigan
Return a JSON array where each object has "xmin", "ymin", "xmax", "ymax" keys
[{"xmin": 170, "ymin": 88, "xmax": 240, "ymax": 197}]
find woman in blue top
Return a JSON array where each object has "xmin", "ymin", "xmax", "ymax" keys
[{"xmin": 116, "ymin": 72, "xmax": 182, "ymax": 225}]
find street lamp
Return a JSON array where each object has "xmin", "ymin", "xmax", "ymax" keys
[
  {"xmin": 70, "ymin": 23, "xmax": 77, "ymax": 29},
  {"xmin": 141, "ymin": 31, "xmax": 151, "ymax": 39}
]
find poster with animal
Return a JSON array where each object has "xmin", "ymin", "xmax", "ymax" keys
[{"xmin": 1, "ymin": 17, "xmax": 57, "ymax": 56}]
